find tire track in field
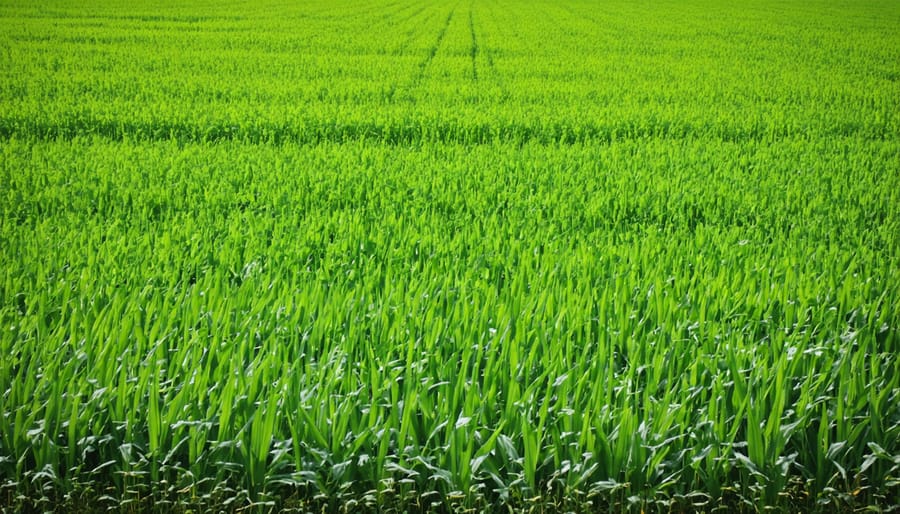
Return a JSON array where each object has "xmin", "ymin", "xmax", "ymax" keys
[
  {"xmin": 478, "ymin": 0, "xmax": 509, "ymax": 97},
  {"xmin": 382, "ymin": 3, "xmax": 438, "ymax": 101},
  {"xmin": 396, "ymin": 2, "xmax": 428, "ymax": 25},
  {"xmin": 394, "ymin": 4, "xmax": 455, "ymax": 102},
  {"xmin": 413, "ymin": 6, "xmax": 455, "ymax": 84},
  {"xmin": 468, "ymin": 4, "xmax": 478, "ymax": 82},
  {"xmin": 392, "ymin": 6, "xmax": 439, "ymax": 56},
  {"xmin": 555, "ymin": 3, "xmax": 605, "ymax": 34},
  {"xmin": 380, "ymin": 0, "xmax": 424, "ymax": 28}
]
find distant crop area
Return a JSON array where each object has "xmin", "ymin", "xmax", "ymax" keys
[{"xmin": 1, "ymin": 0, "xmax": 898, "ymax": 512}]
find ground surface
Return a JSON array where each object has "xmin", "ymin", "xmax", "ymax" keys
[{"xmin": 1, "ymin": 0, "xmax": 899, "ymax": 512}]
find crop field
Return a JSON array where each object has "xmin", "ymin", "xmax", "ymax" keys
[{"xmin": 1, "ymin": 0, "xmax": 899, "ymax": 512}]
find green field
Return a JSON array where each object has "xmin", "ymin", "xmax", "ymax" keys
[{"xmin": 1, "ymin": 0, "xmax": 899, "ymax": 512}]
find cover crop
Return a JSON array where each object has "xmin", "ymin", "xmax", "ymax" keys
[{"xmin": 1, "ymin": 0, "xmax": 898, "ymax": 512}]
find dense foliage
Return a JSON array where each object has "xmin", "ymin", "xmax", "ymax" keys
[{"xmin": 1, "ymin": 0, "xmax": 899, "ymax": 512}]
